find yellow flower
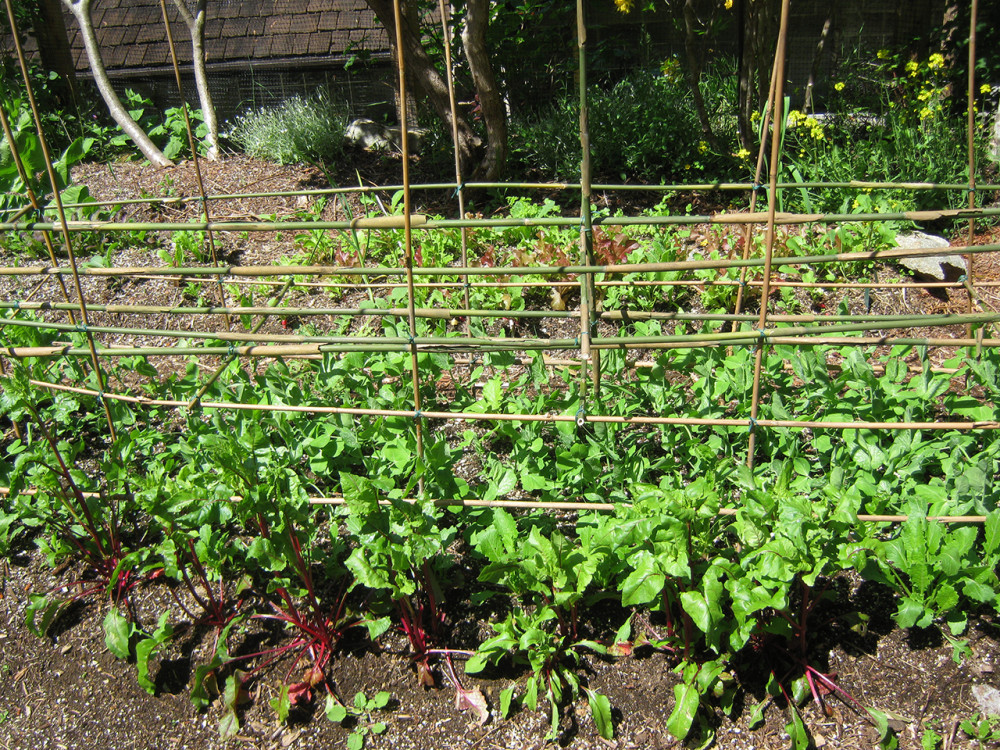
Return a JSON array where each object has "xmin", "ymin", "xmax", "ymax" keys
[
  {"xmin": 614, "ymin": 0, "xmax": 634, "ymax": 12},
  {"xmin": 917, "ymin": 88, "xmax": 933, "ymax": 102},
  {"xmin": 735, "ymin": 148, "xmax": 751, "ymax": 159},
  {"xmin": 877, "ymin": 49, "xmax": 890, "ymax": 60},
  {"xmin": 834, "ymin": 82, "xmax": 845, "ymax": 92},
  {"xmin": 750, "ymin": 110, "xmax": 761, "ymax": 122},
  {"xmin": 787, "ymin": 109, "xmax": 806, "ymax": 127},
  {"xmin": 698, "ymin": 141, "xmax": 708, "ymax": 154},
  {"xmin": 906, "ymin": 60, "xmax": 919, "ymax": 77},
  {"xmin": 724, "ymin": 0, "xmax": 733, "ymax": 7},
  {"xmin": 919, "ymin": 106, "xmax": 934, "ymax": 120},
  {"xmin": 928, "ymin": 53, "xmax": 945, "ymax": 71},
  {"xmin": 981, "ymin": 83, "xmax": 992, "ymax": 95}
]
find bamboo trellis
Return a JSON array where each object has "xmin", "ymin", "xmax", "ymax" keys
[{"xmin": 0, "ymin": 0, "xmax": 996, "ymax": 521}]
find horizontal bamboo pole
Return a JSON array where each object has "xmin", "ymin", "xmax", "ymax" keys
[
  {"xmin": 140, "ymin": 274, "xmax": 985, "ymax": 294},
  {"xmin": 5, "ymin": 206, "xmax": 1000, "ymax": 235},
  {"xmin": 1, "ymin": 312, "xmax": 993, "ymax": 350},
  {"xmin": 306, "ymin": 497, "xmax": 987, "ymax": 523},
  {"xmin": 0, "ymin": 486, "xmax": 983, "ymax": 523},
  {"xmin": 5, "ymin": 334, "xmax": 997, "ymax": 360},
  {"xmin": 4, "ymin": 241, "xmax": 999, "ymax": 280},
  {"xmin": 1, "ymin": 298, "xmax": 982, "ymax": 326},
  {"xmin": 447, "ymin": 355, "xmax": 966, "ymax": 377},
  {"xmin": 24, "ymin": 379, "xmax": 1000, "ymax": 431},
  {"xmin": 19, "ymin": 179, "xmax": 1000, "ymax": 215}
]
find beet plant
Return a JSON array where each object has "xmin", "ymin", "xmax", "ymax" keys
[
  {"xmin": 0, "ymin": 367, "xmax": 153, "ymax": 633},
  {"xmin": 341, "ymin": 471, "xmax": 455, "ymax": 687},
  {"xmin": 614, "ymin": 477, "xmax": 730, "ymax": 658},
  {"xmin": 194, "ymin": 422, "xmax": 363, "ymax": 730},
  {"xmin": 467, "ymin": 509, "xmax": 616, "ymax": 740},
  {"xmin": 728, "ymin": 467, "xmax": 870, "ymax": 746}
]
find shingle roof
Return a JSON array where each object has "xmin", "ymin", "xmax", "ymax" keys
[{"xmin": 11, "ymin": 0, "xmax": 390, "ymax": 73}]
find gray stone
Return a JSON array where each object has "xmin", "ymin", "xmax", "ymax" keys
[
  {"xmin": 894, "ymin": 231, "xmax": 966, "ymax": 281},
  {"xmin": 973, "ymin": 684, "xmax": 1000, "ymax": 716}
]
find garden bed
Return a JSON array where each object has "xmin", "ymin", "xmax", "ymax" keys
[{"xmin": 3, "ymin": 155, "xmax": 1000, "ymax": 750}]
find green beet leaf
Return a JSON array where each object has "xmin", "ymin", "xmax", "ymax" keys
[
  {"xmin": 103, "ymin": 608, "xmax": 133, "ymax": 660},
  {"xmin": 585, "ymin": 688, "xmax": 613, "ymax": 740},
  {"xmin": 665, "ymin": 681, "xmax": 699, "ymax": 741}
]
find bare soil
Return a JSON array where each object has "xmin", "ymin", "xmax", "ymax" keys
[
  {"xmin": 2, "ymin": 154, "xmax": 1000, "ymax": 749},
  {"xmin": 4, "ymin": 544, "xmax": 1000, "ymax": 750}
]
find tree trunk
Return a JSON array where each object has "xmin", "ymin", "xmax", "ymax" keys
[
  {"xmin": 462, "ymin": 0, "xmax": 506, "ymax": 180},
  {"xmin": 365, "ymin": 0, "xmax": 480, "ymax": 174},
  {"xmin": 171, "ymin": 0, "xmax": 220, "ymax": 159},
  {"xmin": 60, "ymin": 0, "xmax": 174, "ymax": 167},
  {"xmin": 33, "ymin": 0, "xmax": 78, "ymax": 108},
  {"xmin": 737, "ymin": 0, "xmax": 779, "ymax": 151},
  {"xmin": 682, "ymin": 0, "xmax": 719, "ymax": 150},
  {"xmin": 803, "ymin": 14, "xmax": 832, "ymax": 113}
]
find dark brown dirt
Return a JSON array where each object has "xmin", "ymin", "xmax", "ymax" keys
[
  {"xmin": 3, "ymin": 154, "xmax": 1000, "ymax": 749},
  {"xmin": 4, "ymin": 548, "xmax": 1000, "ymax": 750}
]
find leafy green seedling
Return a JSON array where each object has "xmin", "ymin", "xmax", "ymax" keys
[
  {"xmin": 920, "ymin": 722, "xmax": 943, "ymax": 750},
  {"xmin": 219, "ymin": 669, "xmax": 251, "ymax": 740},
  {"xmin": 665, "ymin": 659, "xmax": 730, "ymax": 744},
  {"xmin": 325, "ymin": 691, "xmax": 391, "ymax": 750},
  {"xmin": 466, "ymin": 606, "xmax": 611, "ymax": 740},
  {"xmin": 960, "ymin": 713, "xmax": 1000, "ymax": 744}
]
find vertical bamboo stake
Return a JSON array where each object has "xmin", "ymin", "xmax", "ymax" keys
[
  {"xmin": 159, "ymin": 0, "xmax": 230, "ymax": 330},
  {"xmin": 392, "ymin": 0, "xmax": 426, "ymax": 491},
  {"xmin": 966, "ymin": 0, "xmax": 979, "ymax": 338},
  {"xmin": 0, "ymin": 353, "xmax": 21, "ymax": 439},
  {"xmin": 732, "ymin": 54, "xmax": 780, "ymax": 325},
  {"xmin": 437, "ymin": 0, "xmax": 471, "ymax": 330},
  {"xmin": 576, "ymin": 0, "xmax": 600, "ymax": 401},
  {"xmin": 746, "ymin": 0, "xmax": 791, "ymax": 468},
  {"xmin": 0, "ymin": 93, "xmax": 78, "ymax": 325},
  {"xmin": 4, "ymin": 0, "xmax": 117, "ymax": 443}
]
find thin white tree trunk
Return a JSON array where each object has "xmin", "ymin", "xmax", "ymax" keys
[
  {"xmin": 172, "ymin": 0, "xmax": 220, "ymax": 160},
  {"xmin": 60, "ymin": 0, "xmax": 174, "ymax": 167}
]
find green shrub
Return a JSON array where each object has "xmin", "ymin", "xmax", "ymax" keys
[
  {"xmin": 509, "ymin": 65, "xmax": 739, "ymax": 183},
  {"xmin": 227, "ymin": 91, "xmax": 347, "ymax": 166}
]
